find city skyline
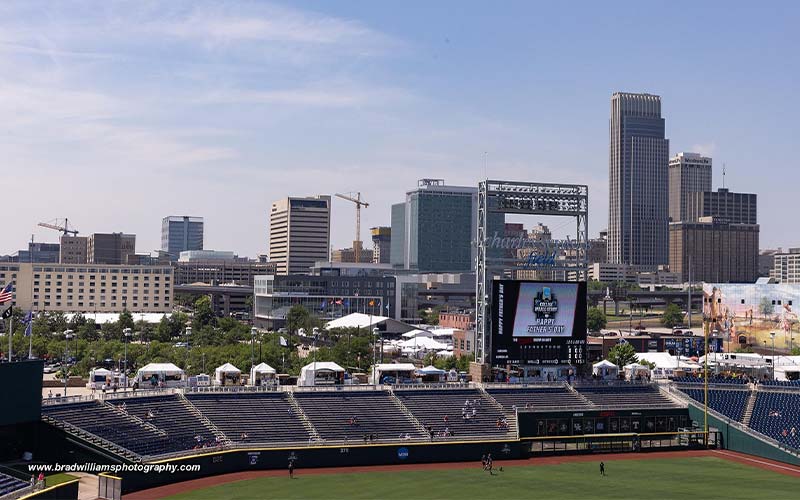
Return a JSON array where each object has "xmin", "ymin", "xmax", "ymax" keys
[{"xmin": 2, "ymin": 1, "xmax": 799, "ymax": 257}]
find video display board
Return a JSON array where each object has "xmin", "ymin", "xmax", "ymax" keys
[{"xmin": 492, "ymin": 280, "xmax": 587, "ymax": 366}]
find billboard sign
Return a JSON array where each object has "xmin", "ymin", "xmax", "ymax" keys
[{"xmin": 492, "ymin": 280, "xmax": 587, "ymax": 365}]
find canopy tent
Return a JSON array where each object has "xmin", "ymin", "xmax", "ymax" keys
[
  {"xmin": 250, "ymin": 362, "xmax": 277, "ymax": 386},
  {"xmin": 623, "ymin": 363, "xmax": 651, "ymax": 381},
  {"xmin": 592, "ymin": 360, "xmax": 619, "ymax": 380},
  {"xmin": 135, "ymin": 362, "xmax": 184, "ymax": 388},
  {"xmin": 214, "ymin": 363, "xmax": 242, "ymax": 386},
  {"xmin": 401, "ymin": 329, "xmax": 434, "ymax": 339},
  {"xmin": 298, "ymin": 361, "xmax": 346, "ymax": 386},
  {"xmin": 87, "ymin": 368, "xmax": 112, "ymax": 389},
  {"xmin": 371, "ymin": 363, "xmax": 417, "ymax": 385},
  {"xmin": 325, "ymin": 313, "xmax": 416, "ymax": 335},
  {"xmin": 416, "ymin": 364, "xmax": 446, "ymax": 382},
  {"xmin": 398, "ymin": 336, "xmax": 449, "ymax": 350}
]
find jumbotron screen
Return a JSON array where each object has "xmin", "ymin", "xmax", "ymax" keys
[{"xmin": 491, "ymin": 280, "xmax": 587, "ymax": 365}]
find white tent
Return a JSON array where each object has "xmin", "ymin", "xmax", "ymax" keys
[
  {"xmin": 416, "ymin": 365, "xmax": 447, "ymax": 382},
  {"xmin": 399, "ymin": 336, "xmax": 449, "ymax": 351},
  {"xmin": 401, "ymin": 329, "xmax": 434, "ymax": 339},
  {"xmin": 250, "ymin": 362, "xmax": 277, "ymax": 386},
  {"xmin": 215, "ymin": 363, "xmax": 242, "ymax": 386},
  {"xmin": 135, "ymin": 362, "xmax": 184, "ymax": 388},
  {"xmin": 371, "ymin": 363, "xmax": 417, "ymax": 384},
  {"xmin": 592, "ymin": 360, "xmax": 619, "ymax": 380},
  {"xmin": 298, "ymin": 361, "xmax": 346, "ymax": 386},
  {"xmin": 623, "ymin": 363, "xmax": 651, "ymax": 381},
  {"xmin": 87, "ymin": 368, "xmax": 113, "ymax": 389}
]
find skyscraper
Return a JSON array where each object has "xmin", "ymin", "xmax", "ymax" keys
[
  {"xmin": 87, "ymin": 233, "xmax": 136, "ymax": 265},
  {"xmin": 269, "ymin": 195, "xmax": 331, "ymax": 275},
  {"xmin": 668, "ymin": 152, "xmax": 712, "ymax": 222},
  {"xmin": 370, "ymin": 227, "xmax": 391, "ymax": 264},
  {"xmin": 608, "ymin": 92, "xmax": 670, "ymax": 269},
  {"xmin": 161, "ymin": 216, "xmax": 204, "ymax": 260}
]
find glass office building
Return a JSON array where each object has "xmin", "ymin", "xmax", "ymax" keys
[{"xmin": 161, "ymin": 216, "xmax": 204, "ymax": 260}]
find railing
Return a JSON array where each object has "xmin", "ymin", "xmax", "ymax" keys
[
  {"xmin": 185, "ymin": 385, "xmax": 280, "ymax": 394},
  {"xmin": 43, "ymin": 416, "xmax": 139, "ymax": 462},
  {"xmin": 103, "ymin": 388, "xmax": 176, "ymax": 400},
  {"xmin": 41, "ymin": 394, "xmax": 96, "ymax": 405},
  {"xmin": 520, "ymin": 402, "xmax": 683, "ymax": 413}
]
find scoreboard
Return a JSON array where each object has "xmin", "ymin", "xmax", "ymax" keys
[{"xmin": 491, "ymin": 280, "xmax": 587, "ymax": 366}]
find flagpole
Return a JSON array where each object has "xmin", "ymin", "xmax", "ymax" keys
[
  {"xmin": 8, "ymin": 316, "xmax": 12, "ymax": 363},
  {"xmin": 28, "ymin": 324, "xmax": 33, "ymax": 360}
]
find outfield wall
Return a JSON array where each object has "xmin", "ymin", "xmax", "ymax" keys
[
  {"xmin": 120, "ymin": 440, "xmax": 524, "ymax": 493},
  {"xmin": 687, "ymin": 404, "xmax": 800, "ymax": 466}
]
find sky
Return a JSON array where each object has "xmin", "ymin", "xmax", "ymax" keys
[{"xmin": 2, "ymin": 0, "xmax": 799, "ymax": 257}]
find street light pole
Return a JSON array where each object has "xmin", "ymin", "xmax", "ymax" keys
[
  {"xmin": 250, "ymin": 327, "xmax": 257, "ymax": 378},
  {"xmin": 123, "ymin": 328, "xmax": 131, "ymax": 393},
  {"xmin": 770, "ymin": 331, "xmax": 776, "ymax": 380},
  {"xmin": 63, "ymin": 330, "xmax": 74, "ymax": 397},
  {"xmin": 312, "ymin": 327, "xmax": 319, "ymax": 387},
  {"xmin": 184, "ymin": 326, "xmax": 192, "ymax": 375}
]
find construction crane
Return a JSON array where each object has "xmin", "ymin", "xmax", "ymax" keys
[
  {"xmin": 38, "ymin": 218, "xmax": 79, "ymax": 236},
  {"xmin": 335, "ymin": 192, "xmax": 369, "ymax": 263}
]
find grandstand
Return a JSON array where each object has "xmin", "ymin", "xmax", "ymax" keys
[
  {"xmin": 0, "ymin": 472, "xmax": 28, "ymax": 497},
  {"xmin": 394, "ymin": 388, "xmax": 513, "ymax": 438},
  {"xmin": 750, "ymin": 391, "xmax": 800, "ymax": 450},
  {"xmin": 577, "ymin": 385, "xmax": 677, "ymax": 407},
  {"xmin": 487, "ymin": 386, "xmax": 591, "ymax": 410},
  {"xmin": 293, "ymin": 391, "xmax": 424, "ymax": 442},
  {"xmin": 187, "ymin": 392, "xmax": 310, "ymax": 445}
]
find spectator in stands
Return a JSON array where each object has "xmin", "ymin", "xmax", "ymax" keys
[
  {"xmin": 443, "ymin": 415, "xmax": 449, "ymax": 424},
  {"xmin": 147, "ymin": 409, "xmax": 154, "ymax": 420},
  {"xmin": 47, "ymin": 390, "xmax": 52, "ymax": 399},
  {"xmin": 241, "ymin": 432, "xmax": 248, "ymax": 441},
  {"xmin": 791, "ymin": 427, "xmax": 797, "ymax": 437}
]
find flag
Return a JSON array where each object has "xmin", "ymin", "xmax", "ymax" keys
[
  {"xmin": 617, "ymin": 336, "xmax": 628, "ymax": 344},
  {"xmin": 22, "ymin": 311, "xmax": 33, "ymax": 337},
  {"xmin": 0, "ymin": 306, "xmax": 11, "ymax": 320},
  {"xmin": 385, "ymin": 303, "xmax": 390, "ymax": 311},
  {"xmin": 0, "ymin": 283, "xmax": 13, "ymax": 304},
  {"xmin": 320, "ymin": 300, "xmax": 328, "ymax": 310},
  {"xmin": 369, "ymin": 300, "xmax": 375, "ymax": 307},
  {"xmin": 279, "ymin": 336, "xmax": 288, "ymax": 347}
]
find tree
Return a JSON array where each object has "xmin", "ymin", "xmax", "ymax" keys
[
  {"xmin": 661, "ymin": 303, "xmax": 684, "ymax": 328},
  {"xmin": 607, "ymin": 342, "xmax": 638, "ymax": 368},
  {"xmin": 637, "ymin": 359, "xmax": 656, "ymax": 369},
  {"xmin": 759, "ymin": 296, "xmax": 772, "ymax": 319},
  {"xmin": 587, "ymin": 307, "xmax": 607, "ymax": 332},
  {"xmin": 118, "ymin": 310, "xmax": 135, "ymax": 331},
  {"xmin": 286, "ymin": 305, "xmax": 314, "ymax": 334},
  {"xmin": 192, "ymin": 296, "xmax": 216, "ymax": 329}
]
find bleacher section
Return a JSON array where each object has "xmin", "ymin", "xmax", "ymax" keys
[
  {"xmin": 576, "ymin": 385, "xmax": 677, "ymax": 407},
  {"xmin": 761, "ymin": 380, "xmax": 800, "ymax": 387},
  {"xmin": 674, "ymin": 376, "xmax": 748, "ymax": 385},
  {"xmin": 679, "ymin": 388, "xmax": 750, "ymax": 422},
  {"xmin": 395, "ymin": 389, "xmax": 512, "ymax": 439},
  {"xmin": 187, "ymin": 393, "xmax": 310, "ymax": 444},
  {"xmin": 122, "ymin": 395, "xmax": 218, "ymax": 454},
  {"xmin": 293, "ymin": 391, "xmax": 423, "ymax": 441},
  {"xmin": 0, "ymin": 472, "xmax": 27, "ymax": 497},
  {"xmin": 42, "ymin": 401, "xmax": 173, "ymax": 456},
  {"xmin": 487, "ymin": 387, "xmax": 591, "ymax": 410},
  {"xmin": 750, "ymin": 391, "xmax": 800, "ymax": 450}
]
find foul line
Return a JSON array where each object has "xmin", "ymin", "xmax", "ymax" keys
[{"xmin": 712, "ymin": 450, "xmax": 800, "ymax": 474}]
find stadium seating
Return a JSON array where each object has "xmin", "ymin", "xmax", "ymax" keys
[
  {"xmin": 749, "ymin": 391, "xmax": 800, "ymax": 450},
  {"xmin": 576, "ymin": 385, "xmax": 677, "ymax": 407},
  {"xmin": 0, "ymin": 472, "xmax": 28, "ymax": 497},
  {"xmin": 187, "ymin": 392, "xmax": 310, "ymax": 444},
  {"xmin": 42, "ymin": 401, "xmax": 173, "ymax": 456},
  {"xmin": 293, "ymin": 391, "xmax": 423, "ymax": 442},
  {"xmin": 486, "ymin": 387, "xmax": 591, "ymax": 410},
  {"xmin": 674, "ymin": 376, "xmax": 748, "ymax": 385},
  {"xmin": 678, "ymin": 388, "xmax": 750, "ymax": 422},
  {"xmin": 394, "ymin": 389, "xmax": 512, "ymax": 439},
  {"xmin": 760, "ymin": 380, "xmax": 800, "ymax": 387},
  {"xmin": 122, "ymin": 395, "xmax": 219, "ymax": 454}
]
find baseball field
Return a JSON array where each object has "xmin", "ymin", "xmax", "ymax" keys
[{"xmin": 140, "ymin": 451, "xmax": 800, "ymax": 500}]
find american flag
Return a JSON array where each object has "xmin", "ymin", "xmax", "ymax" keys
[{"xmin": 0, "ymin": 283, "xmax": 13, "ymax": 304}]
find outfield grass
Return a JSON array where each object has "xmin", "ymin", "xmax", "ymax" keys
[
  {"xmin": 45, "ymin": 473, "xmax": 78, "ymax": 487},
  {"xmin": 165, "ymin": 457, "xmax": 800, "ymax": 500}
]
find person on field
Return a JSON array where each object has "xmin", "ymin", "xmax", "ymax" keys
[
  {"xmin": 600, "ymin": 462, "xmax": 605, "ymax": 476},
  {"xmin": 486, "ymin": 454, "xmax": 493, "ymax": 474},
  {"xmin": 288, "ymin": 458, "xmax": 295, "ymax": 478}
]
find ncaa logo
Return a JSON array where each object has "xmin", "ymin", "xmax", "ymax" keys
[{"xmin": 397, "ymin": 447, "xmax": 409, "ymax": 460}]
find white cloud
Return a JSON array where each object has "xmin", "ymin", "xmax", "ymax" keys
[{"xmin": 690, "ymin": 141, "xmax": 717, "ymax": 157}]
